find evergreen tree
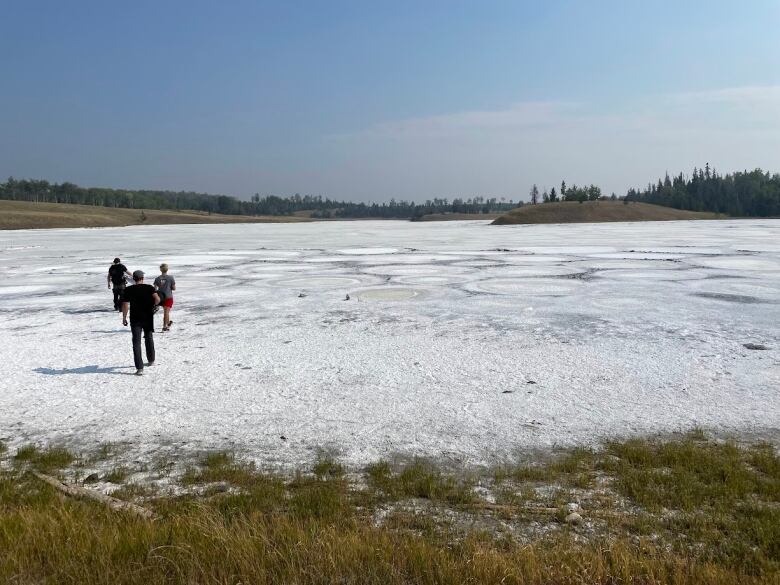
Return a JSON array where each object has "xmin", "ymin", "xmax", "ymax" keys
[{"xmin": 624, "ymin": 167, "xmax": 779, "ymax": 217}]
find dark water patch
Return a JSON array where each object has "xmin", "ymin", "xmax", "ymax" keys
[
  {"xmin": 553, "ymin": 270, "xmax": 595, "ymax": 281},
  {"xmin": 692, "ymin": 292, "xmax": 766, "ymax": 304},
  {"xmin": 702, "ymin": 274, "xmax": 747, "ymax": 280},
  {"xmin": 743, "ymin": 343, "xmax": 770, "ymax": 350}
]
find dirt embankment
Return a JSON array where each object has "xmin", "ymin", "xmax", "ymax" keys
[
  {"xmin": 0, "ymin": 200, "xmax": 310, "ymax": 230},
  {"xmin": 492, "ymin": 200, "xmax": 722, "ymax": 225}
]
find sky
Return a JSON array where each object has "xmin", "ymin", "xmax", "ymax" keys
[{"xmin": 1, "ymin": 0, "xmax": 779, "ymax": 203}]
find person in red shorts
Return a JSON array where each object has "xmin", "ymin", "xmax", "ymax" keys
[{"xmin": 153, "ymin": 263, "xmax": 176, "ymax": 332}]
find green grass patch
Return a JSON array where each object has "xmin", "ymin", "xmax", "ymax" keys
[
  {"xmin": 601, "ymin": 435, "xmax": 780, "ymax": 574},
  {"xmin": 201, "ymin": 450, "xmax": 233, "ymax": 469},
  {"xmin": 288, "ymin": 474, "xmax": 353, "ymax": 522},
  {"xmin": 110, "ymin": 483, "xmax": 157, "ymax": 502},
  {"xmin": 84, "ymin": 442, "xmax": 123, "ymax": 465},
  {"xmin": 180, "ymin": 451, "xmax": 267, "ymax": 488},
  {"xmin": 366, "ymin": 460, "xmax": 475, "ymax": 505},
  {"xmin": 13, "ymin": 445, "xmax": 39, "ymax": 462},
  {"xmin": 493, "ymin": 446, "xmax": 596, "ymax": 488},
  {"xmin": 103, "ymin": 467, "xmax": 131, "ymax": 484},
  {"xmin": 601, "ymin": 436, "xmax": 775, "ymax": 511},
  {"xmin": 13, "ymin": 444, "xmax": 75, "ymax": 473},
  {"xmin": 176, "ymin": 451, "xmax": 288, "ymax": 517},
  {"xmin": 313, "ymin": 455, "xmax": 344, "ymax": 479},
  {"xmin": 749, "ymin": 443, "xmax": 780, "ymax": 479},
  {"xmin": 0, "ymin": 471, "xmax": 58, "ymax": 508}
]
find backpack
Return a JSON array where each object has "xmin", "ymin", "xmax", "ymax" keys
[{"xmin": 109, "ymin": 264, "xmax": 127, "ymax": 285}]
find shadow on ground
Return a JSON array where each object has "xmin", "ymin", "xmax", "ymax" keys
[
  {"xmin": 88, "ymin": 330, "xmax": 128, "ymax": 334},
  {"xmin": 34, "ymin": 365, "xmax": 134, "ymax": 376}
]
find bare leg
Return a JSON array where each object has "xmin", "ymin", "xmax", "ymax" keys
[{"xmin": 163, "ymin": 307, "xmax": 171, "ymax": 329}]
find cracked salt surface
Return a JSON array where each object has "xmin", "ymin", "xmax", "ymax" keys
[{"xmin": 0, "ymin": 219, "xmax": 779, "ymax": 468}]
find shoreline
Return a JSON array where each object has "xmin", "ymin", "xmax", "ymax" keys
[{"xmin": 2, "ymin": 430, "xmax": 777, "ymax": 583}]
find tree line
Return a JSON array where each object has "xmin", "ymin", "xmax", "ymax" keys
[
  {"xmin": 4, "ymin": 165, "xmax": 779, "ymax": 218},
  {"xmin": 527, "ymin": 165, "xmax": 779, "ymax": 217},
  {"xmin": 529, "ymin": 181, "xmax": 605, "ymax": 204},
  {"xmin": 0, "ymin": 177, "xmax": 517, "ymax": 219},
  {"xmin": 624, "ymin": 165, "xmax": 780, "ymax": 217}
]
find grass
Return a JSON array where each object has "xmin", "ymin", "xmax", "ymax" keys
[
  {"xmin": 4, "ymin": 491, "xmax": 756, "ymax": 585},
  {"xmin": 0, "ymin": 199, "xmax": 311, "ymax": 230},
  {"xmin": 598, "ymin": 436, "xmax": 780, "ymax": 575},
  {"xmin": 180, "ymin": 450, "xmax": 271, "ymax": 489},
  {"xmin": 110, "ymin": 483, "xmax": 157, "ymax": 501},
  {"xmin": 91, "ymin": 442, "xmax": 119, "ymax": 462},
  {"xmin": 103, "ymin": 467, "xmax": 131, "ymax": 484},
  {"xmin": 0, "ymin": 433, "xmax": 778, "ymax": 584},
  {"xmin": 601, "ymin": 437, "xmax": 780, "ymax": 510},
  {"xmin": 494, "ymin": 446, "xmax": 596, "ymax": 488},
  {"xmin": 288, "ymin": 473, "xmax": 352, "ymax": 521},
  {"xmin": 492, "ymin": 200, "xmax": 722, "ymax": 225},
  {"xmin": 13, "ymin": 444, "xmax": 75, "ymax": 473},
  {"xmin": 313, "ymin": 454, "xmax": 345, "ymax": 479},
  {"xmin": 751, "ymin": 442, "xmax": 780, "ymax": 477},
  {"xmin": 367, "ymin": 459, "xmax": 476, "ymax": 505}
]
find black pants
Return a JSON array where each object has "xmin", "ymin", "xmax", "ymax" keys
[
  {"xmin": 131, "ymin": 322, "xmax": 155, "ymax": 370},
  {"xmin": 112, "ymin": 284, "xmax": 125, "ymax": 310}
]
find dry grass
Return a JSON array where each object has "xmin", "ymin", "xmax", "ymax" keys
[
  {"xmin": 1, "ymin": 433, "xmax": 778, "ymax": 584},
  {"xmin": 492, "ymin": 201, "xmax": 722, "ymax": 225},
  {"xmin": 0, "ymin": 200, "xmax": 310, "ymax": 230}
]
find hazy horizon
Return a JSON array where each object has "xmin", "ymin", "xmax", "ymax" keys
[{"xmin": 2, "ymin": 1, "xmax": 779, "ymax": 203}]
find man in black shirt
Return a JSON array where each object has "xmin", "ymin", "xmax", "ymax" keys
[
  {"xmin": 121, "ymin": 270, "xmax": 160, "ymax": 375},
  {"xmin": 108, "ymin": 258, "xmax": 131, "ymax": 311}
]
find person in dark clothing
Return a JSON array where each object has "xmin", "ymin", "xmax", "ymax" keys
[
  {"xmin": 108, "ymin": 258, "xmax": 132, "ymax": 311},
  {"xmin": 121, "ymin": 270, "xmax": 160, "ymax": 375}
]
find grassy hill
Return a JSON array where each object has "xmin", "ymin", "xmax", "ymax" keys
[
  {"xmin": 492, "ymin": 200, "xmax": 722, "ymax": 225},
  {"xmin": 0, "ymin": 200, "xmax": 310, "ymax": 230}
]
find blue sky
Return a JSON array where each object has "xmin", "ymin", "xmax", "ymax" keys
[{"xmin": 2, "ymin": 0, "xmax": 779, "ymax": 201}]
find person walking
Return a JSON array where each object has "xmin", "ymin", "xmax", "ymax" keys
[
  {"xmin": 121, "ymin": 270, "xmax": 159, "ymax": 375},
  {"xmin": 107, "ymin": 258, "xmax": 131, "ymax": 311},
  {"xmin": 153, "ymin": 263, "xmax": 176, "ymax": 332}
]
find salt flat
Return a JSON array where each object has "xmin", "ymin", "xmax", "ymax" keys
[{"xmin": 1, "ymin": 220, "xmax": 778, "ymax": 468}]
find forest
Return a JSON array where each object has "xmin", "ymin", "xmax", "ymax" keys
[
  {"xmin": 530, "ymin": 166, "xmax": 779, "ymax": 217},
  {"xmin": 2, "ymin": 165, "xmax": 779, "ymax": 219},
  {"xmin": 623, "ymin": 166, "xmax": 780, "ymax": 217},
  {"xmin": 0, "ymin": 178, "xmax": 516, "ymax": 219}
]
